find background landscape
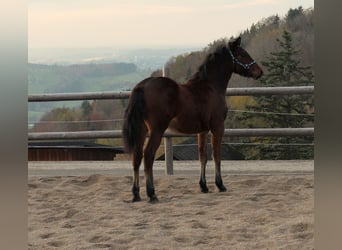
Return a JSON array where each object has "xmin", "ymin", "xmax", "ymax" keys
[{"xmin": 29, "ymin": 6, "xmax": 314, "ymax": 160}]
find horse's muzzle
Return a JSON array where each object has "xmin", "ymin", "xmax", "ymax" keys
[
  {"xmin": 253, "ymin": 70, "xmax": 263, "ymax": 80},
  {"xmin": 251, "ymin": 65, "xmax": 263, "ymax": 80}
]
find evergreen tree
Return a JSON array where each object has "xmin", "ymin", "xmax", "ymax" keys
[
  {"xmin": 81, "ymin": 100, "xmax": 92, "ymax": 119},
  {"xmin": 241, "ymin": 30, "xmax": 314, "ymax": 159},
  {"xmin": 286, "ymin": 6, "xmax": 304, "ymax": 23}
]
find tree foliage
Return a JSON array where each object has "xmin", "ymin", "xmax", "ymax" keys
[
  {"xmin": 31, "ymin": 100, "xmax": 126, "ymax": 133},
  {"xmin": 163, "ymin": 6, "xmax": 313, "ymax": 88},
  {"xmin": 232, "ymin": 29, "xmax": 314, "ymax": 159}
]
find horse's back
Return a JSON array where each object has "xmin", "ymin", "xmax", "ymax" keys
[{"xmin": 136, "ymin": 76, "xmax": 178, "ymax": 91}]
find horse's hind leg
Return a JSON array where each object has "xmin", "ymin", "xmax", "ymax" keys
[
  {"xmin": 211, "ymin": 128, "xmax": 227, "ymax": 192},
  {"xmin": 132, "ymin": 146, "xmax": 143, "ymax": 202},
  {"xmin": 132, "ymin": 128, "xmax": 147, "ymax": 202},
  {"xmin": 143, "ymin": 130, "xmax": 164, "ymax": 203},
  {"xmin": 198, "ymin": 132, "xmax": 209, "ymax": 193}
]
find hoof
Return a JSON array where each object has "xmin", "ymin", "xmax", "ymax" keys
[
  {"xmin": 132, "ymin": 186, "xmax": 141, "ymax": 202},
  {"xmin": 146, "ymin": 185, "xmax": 158, "ymax": 203},
  {"xmin": 132, "ymin": 196, "xmax": 141, "ymax": 202},
  {"xmin": 218, "ymin": 186, "xmax": 227, "ymax": 192},
  {"xmin": 199, "ymin": 180, "xmax": 209, "ymax": 193},
  {"xmin": 149, "ymin": 195, "xmax": 159, "ymax": 203},
  {"xmin": 215, "ymin": 178, "xmax": 227, "ymax": 192},
  {"xmin": 200, "ymin": 186, "xmax": 209, "ymax": 193}
]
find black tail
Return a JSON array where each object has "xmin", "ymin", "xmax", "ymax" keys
[{"xmin": 122, "ymin": 87, "xmax": 146, "ymax": 154}]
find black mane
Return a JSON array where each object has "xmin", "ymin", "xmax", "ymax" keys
[{"xmin": 189, "ymin": 45, "xmax": 230, "ymax": 81}]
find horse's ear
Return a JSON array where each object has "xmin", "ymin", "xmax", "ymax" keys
[
  {"xmin": 229, "ymin": 37, "xmax": 241, "ymax": 50},
  {"xmin": 235, "ymin": 37, "xmax": 241, "ymax": 46}
]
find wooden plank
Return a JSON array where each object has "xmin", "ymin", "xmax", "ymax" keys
[
  {"xmin": 226, "ymin": 86, "xmax": 314, "ymax": 96},
  {"xmin": 28, "ymin": 91, "xmax": 131, "ymax": 102},
  {"xmin": 28, "ymin": 86, "xmax": 314, "ymax": 102},
  {"xmin": 28, "ymin": 128, "xmax": 314, "ymax": 140}
]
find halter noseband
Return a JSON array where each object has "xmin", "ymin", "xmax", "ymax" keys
[{"xmin": 229, "ymin": 49, "xmax": 256, "ymax": 70}]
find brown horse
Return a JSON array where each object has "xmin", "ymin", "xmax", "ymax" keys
[{"xmin": 123, "ymin": 37, "xmax": 263, "ymax": 202}]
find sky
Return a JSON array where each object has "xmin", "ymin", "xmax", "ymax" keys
[{"xmin": 28, "ymin": 0, "xmax": 314, "ymax": 49}]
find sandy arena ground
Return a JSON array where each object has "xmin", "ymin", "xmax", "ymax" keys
[{"xmin": 28, "ymin": 160, "xmax": 314, "ymax": 249}]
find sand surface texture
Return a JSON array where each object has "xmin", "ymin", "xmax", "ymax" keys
[{"xmin": 28, "ymin": 161, "xmax": 313, "ymax": 249}]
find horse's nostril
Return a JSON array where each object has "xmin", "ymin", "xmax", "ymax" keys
[{"xmin": 253, "ymin": 70, "xmax": 263, "ymax": 80}]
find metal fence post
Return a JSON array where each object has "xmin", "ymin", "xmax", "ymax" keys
[{"xmin": 164, "ymin": 136, "xmax": 173, "ymax": 175}]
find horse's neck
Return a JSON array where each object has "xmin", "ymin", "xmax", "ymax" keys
[
  {"xmin": 207, "ymin": 70, "xmax": 232, "ymax": 92},
  {"xmin": 186, "ymin": 62, "xmax": 233, "ymax": 91}
]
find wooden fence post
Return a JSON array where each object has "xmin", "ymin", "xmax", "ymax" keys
[
  {"xmin": 164, "ymin": 136, "xmax": 173, "ymax": 175},
  {"xmin": 161, "ymin": 65, "xmax": 174, "ymax": 175}
]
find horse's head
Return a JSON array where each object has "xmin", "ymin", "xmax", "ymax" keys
[{"xmin": 228, "ymin": 37, "xmax": 263, "ymax": 80}]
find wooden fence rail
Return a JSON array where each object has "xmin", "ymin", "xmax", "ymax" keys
[
  {"xmin": 28, "ymin": 86, "xmax": 314, "ymax": 102},
  {"xmin": 28, "ymin": 128, "xmax": 314, "ymax": 140},
  {"xmin": 28, "ymin": 86, "xmax": 314, "ymax": 175}
]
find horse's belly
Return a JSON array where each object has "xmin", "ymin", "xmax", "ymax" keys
[{"xmin": 168, "ymin": 117, "xmax": 209, "ymax": 134}]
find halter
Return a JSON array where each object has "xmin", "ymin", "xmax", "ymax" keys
[{"xmin": 229, "ymin": 49, "xmax": 256, "ymax": 70}]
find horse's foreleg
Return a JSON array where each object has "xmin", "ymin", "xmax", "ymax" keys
[
  {"xmin": 211, "ymin": 128, "xmax": 227, "ymax": 192},
  {"xmin": 143, "ymin": 130, "xmax": 163, "ymax": 202},
  {"xmin": 198, "ymin": 132, "xmax": 209, "ymax": 193}
]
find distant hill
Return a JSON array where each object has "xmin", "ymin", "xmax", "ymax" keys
[
  {"xmin": 28, "ymin": 62, "xmax": 151, "ymax": 94},
  {"xmin": 28, "ymin": 46, "xmax": 202, "ymax": 69},
  {"xmin": 28, "ymin": 46, "xmax": 201, "ymax": 122},
  {"xmin": 28, "ymin": 62, "xmax": 152, "ymax": 123}
]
